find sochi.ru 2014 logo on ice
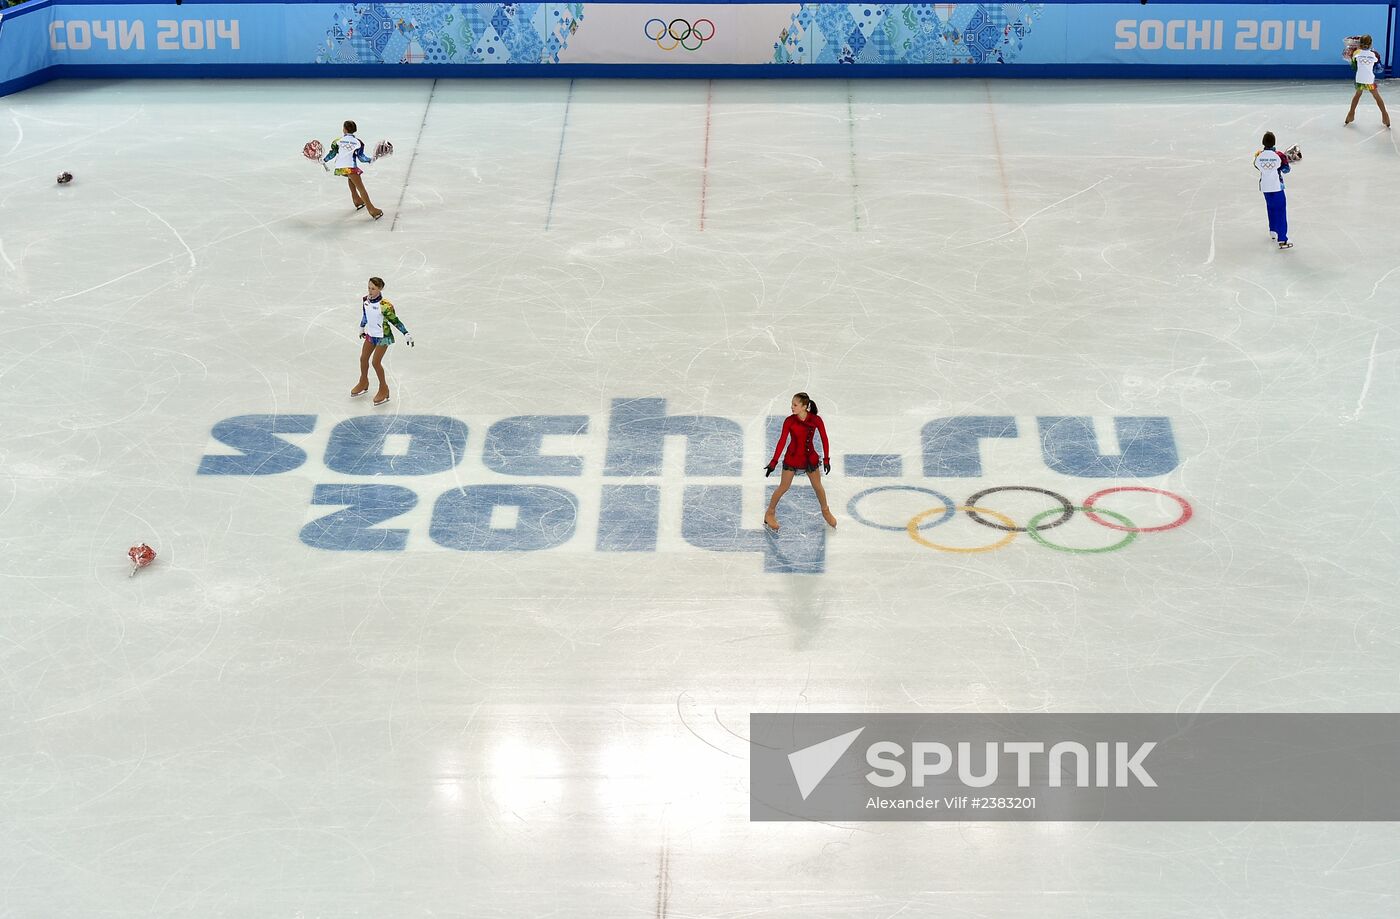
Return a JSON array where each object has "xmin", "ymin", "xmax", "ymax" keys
[{"xmin": 196, "ymin": 397, "xmax": 1188, "ymax": 574}]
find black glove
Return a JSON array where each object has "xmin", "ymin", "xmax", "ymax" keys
[
  {"xmin": 823, "ymin": 459, "xmax": 831, "ymax": 475},
  {"xmin": 765, "ymin": 464, "xmax": 776, "ymax": 477}
]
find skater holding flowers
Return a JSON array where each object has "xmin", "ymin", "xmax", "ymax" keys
[
  {"xmin": 1345, "ymin": 35, "xmax": 1390, "ymax": 127},
  {"xmin": 324, "ymin": 120, "xmax": 384, "ymax": 219}
]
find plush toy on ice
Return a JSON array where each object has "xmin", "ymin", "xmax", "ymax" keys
[{"xmin": 127, "ymin": 543, "xmax": 156, "ymax": 577}]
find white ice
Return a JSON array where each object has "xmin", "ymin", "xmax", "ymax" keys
[{"xmin": 2, "ymin": 77, "xmax": 1399, "ymax": 917}]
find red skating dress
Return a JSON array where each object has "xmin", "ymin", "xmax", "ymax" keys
[{"xmin": 769, "ymin": 413, "xmax": 829, "ymax": 473}]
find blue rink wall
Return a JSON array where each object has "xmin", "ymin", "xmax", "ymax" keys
[{"xmin": 0, "ymin": 0, "xmax": 1395, "ymax": 95}]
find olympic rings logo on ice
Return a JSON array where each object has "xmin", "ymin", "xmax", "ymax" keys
[
  {"xmin": 644, "ymin": 18, "xmax": 715, "ymax": 51},
  {"xmin": 847, "ymin": 485, "xmax": 1193, "ymax": 555}
]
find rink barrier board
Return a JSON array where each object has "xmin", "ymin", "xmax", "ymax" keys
[{"xmin": 1, "ymin": 0, "xmax": 1396, "ymax": 96}]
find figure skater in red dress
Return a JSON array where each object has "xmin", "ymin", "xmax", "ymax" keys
[{"xmin": 764, "ymin": 392, "xmax": 837, "ymax": 532}]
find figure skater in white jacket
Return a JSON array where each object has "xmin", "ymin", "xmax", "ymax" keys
[{"xmin": 323, "ymin": 120, "xmax": 383, "ymax": 219}]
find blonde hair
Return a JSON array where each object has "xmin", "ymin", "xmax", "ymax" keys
[{"xmin": 1360, "ymin": 35, "xmax": 1373, "ymax": 49}]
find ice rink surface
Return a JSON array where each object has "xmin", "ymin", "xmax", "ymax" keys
[{"xmin": 3, "ymin": 76, "xmax": 1399, "ymax": 917}]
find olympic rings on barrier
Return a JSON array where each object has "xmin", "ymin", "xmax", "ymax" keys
[
  {"xmin": 644, "ymin": 18, "xmax": 716, "ymax": 51},
  {"xmin": 846, "ymin": 485, "xmax": 1194, "ymax": 554}
]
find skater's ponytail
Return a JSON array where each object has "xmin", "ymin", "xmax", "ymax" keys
[{"xmin": 794, "ymin": 392, "xmax": 818, "ymax": 415}]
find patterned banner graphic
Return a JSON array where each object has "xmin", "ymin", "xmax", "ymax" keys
[
  {"xmin": 3, "ymin": 1, "xmax": 1389, "ymax": 98},
  {"xmin": 315, "ymin": 3, "xmax": 586, "ymax": 64},
  {"xmin": 774, "ymin": 3, "xmax": 1045, "ymax": 65}
]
